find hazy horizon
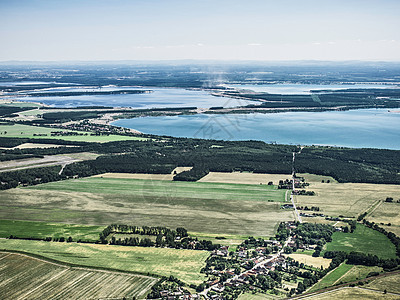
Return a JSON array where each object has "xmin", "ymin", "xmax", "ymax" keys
[{"xmin": 1, "ymin": 0, "xmax": 400, "ymax": 62}]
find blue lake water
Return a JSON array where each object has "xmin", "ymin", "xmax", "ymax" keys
[
  {"xmin": 10, "ymin": 83, "xmax": 399, "ymax": 108},
  {"xmin": 13, "ymin": 87, "xmax": 243, "ymax": 109},
  {"xmin": 227, "ymin": 83, "xmax": 397, "ymax": 94},
  {"xmin": 112, "ymin": 109, "xmax": 400, "ymax": 150}
]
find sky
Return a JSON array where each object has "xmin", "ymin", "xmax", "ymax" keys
[{"xmin": 1, "ymin": 0, "xmax": 400, "ymax": 61}]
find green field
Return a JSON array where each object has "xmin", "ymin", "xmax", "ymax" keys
[
  {"xmin": 0, "ymin": 219, "xmax": 103, "ymax": 241},
  {"xmin": 309, "ymin": 263, "xmax": 354, "ymax": 292},
  {"xmin": 324, "ymin": 224, "xmax": 397, "ymax": 259},
  {"xmin": 0, "ymin": 239, "xmax": 208, "ymax": 285},
  {"xmin": 0, "ymin": 177, "xmax": 292, "ymax": 237},
  {"xmin": 309, "ymin": 263, "xmax": 383, "ymax": 292},
  {"xmin": 29, "ymin": 177, "xmax": 286, "ymax": 202},
  {"xmin": 0, "ymin": 123, "xmax": 145, "ymax": 142},
  {"xmin": 0, "ymin": 101, "xmax": 40, "ymax": 108}
]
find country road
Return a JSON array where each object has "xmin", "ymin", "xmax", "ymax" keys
[{"xmin": 291, "ymin": 149, "xmax": 303, "ymax": 223}]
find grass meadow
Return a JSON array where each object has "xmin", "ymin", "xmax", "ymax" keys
[
  {"xmin": 324, "ymin": 224, "xmax": 397, "ymax": 259},
  {"xmin": 0, "ymin": 219, "xmax": 103, "ymax": 241}
]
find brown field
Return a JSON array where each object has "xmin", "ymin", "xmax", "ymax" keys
[
  {"xmin": 93, "ymin": 167, "xmax": 193, "ymax": 180},
  {"xmin": 0, "ymin": 252, "xmax": 157, "ymax": 300},
  {"xmin": 301, "ymin": 287, "xmax": 399, "ymax": 300},
  {"xmin": 285, "ymin": 253, "xmax": 332, "ymax": 269},
  {"xmin": 295, "ymin": 182, "xmax": 400, "ymax": 218},
  {"xmin": 365, "ymin": 273, "xmax": 400, "ymax": 294},
  {"xmin": 94, "ymin": 172, "xmax": 176, "ymax": 180},
  {"xmin": 198, "ymin": 171, "xmax": 292, "ymax": 185},
  {"xmin": 366, "ymin": 202, "xmax": 400, "ymax": 235},
  {"xmin": 14, "ymin": 143, "xmax": 78, "ymax": 149}
]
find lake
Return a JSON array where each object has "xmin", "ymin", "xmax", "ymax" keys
[
  {"xmin": 112, "ymin": 109, "xmax": 400, "ymax": 150},
  {"xmin": 9, "ymin": 83, "xmax": 399, "ymax": 108},
  {"xmin": 227, "ymin": 83, "xmax": 396, "ymax": 94},
  {"xmin": 12, "ymin": 87, "xmax": 247, "ymax": 109}
]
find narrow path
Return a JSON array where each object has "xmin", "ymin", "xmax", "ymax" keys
[{"xmin": 59, "ymin": 163, "xmax": 67, "ymax": 175}]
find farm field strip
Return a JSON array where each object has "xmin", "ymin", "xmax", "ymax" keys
[
  {"xmin": 0, "ymin": 239, "xmax": 208, "ymax": 285},
  {"xmin": 0, "ymin": 252, "xmax": 157, "ymax": 300},
  {"xmin": 29, "ymin": 177, "xmax": 286, "ymax": 202},
  {"xmin": 308, "ymin": 263, "xmax": 354, "ymax": 292}
]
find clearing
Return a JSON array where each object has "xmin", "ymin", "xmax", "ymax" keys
[{"xmin": 0, "ymin": 251, "xmax": 157, "ymax": 300}]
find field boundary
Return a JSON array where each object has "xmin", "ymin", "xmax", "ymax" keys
[{"xmin": 0, "ymin": 249, "xmax": 160, "ymax": 279}]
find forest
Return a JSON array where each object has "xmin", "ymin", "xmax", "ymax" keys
[{"xmin": 1, "ymin": 136, "xmax": 400, "ymax": 190}]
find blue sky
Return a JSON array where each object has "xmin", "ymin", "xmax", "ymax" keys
[{"xmin": 1, "ymin": 0, "xmax": 399, "ymax": 61}]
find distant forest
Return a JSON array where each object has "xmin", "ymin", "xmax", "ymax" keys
[{"xmin": 1, "ymin": 136, "xmax": 400, "ymax": 190}]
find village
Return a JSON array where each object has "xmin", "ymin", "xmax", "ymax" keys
[{"xmin": 149, "ymin": 221, "xmax": 334, "ymax": 300}]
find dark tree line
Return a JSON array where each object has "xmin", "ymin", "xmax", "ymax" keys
[
  {"xmin": 0, "ymin": 165, "xmax": 65, "ymax": 190},
  {"xmin": 0, "ymin": 136, "xmax": 399, "ymax": 190}
]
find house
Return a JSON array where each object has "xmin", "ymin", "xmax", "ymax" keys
[{"xmin": 211, "ymin": 284, "xmax": 225, "ymax": 293}]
